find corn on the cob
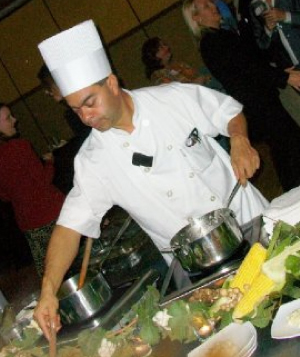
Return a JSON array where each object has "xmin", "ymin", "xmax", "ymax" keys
[
  {"xmin": 232, "ymin": 272, "xmax": 275, "ymax": 319},
  {"xmin": 230, "ymin": 243, "xmax": 267, "ymax": 293}
]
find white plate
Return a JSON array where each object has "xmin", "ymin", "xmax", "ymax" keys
[
  {"xmin": 188, "ymin": 322, "xmax": 257, "ymax": 357},
  {"xmin": 236, "ymin": 336, "xmax": 256, "ymax": 357},
  {"xmin": 271, "ymin": 299, "xmax": 300, "ymax": 339}
]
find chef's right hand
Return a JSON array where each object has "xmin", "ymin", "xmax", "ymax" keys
[{"xmin": 33, "ymin": 292, "xmax": 61, "ymax": 341}]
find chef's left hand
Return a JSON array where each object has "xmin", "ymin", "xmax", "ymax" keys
[{"xmin": 230, "ymin": 135, "xmax": 260, "ymax": 186}]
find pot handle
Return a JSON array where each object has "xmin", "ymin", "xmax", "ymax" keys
[
  {"xmin": 221, "ymin": 207, "xmax": 237, "ymax": 219},
  {"xmin": 160, "ymin": 246, "xmax": 180, "ymax": 254}
]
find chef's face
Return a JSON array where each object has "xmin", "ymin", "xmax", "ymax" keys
[
  {"xmin": 0, "ymin": 106, "xmax": 17, "ymax": 138},
  {"xmin": 66, "ymin": 74, "xmax": 123, "ymax": 132},
  {"xmin": 193, "ymin": 0, "xmax": 221, "ymax": 28}
]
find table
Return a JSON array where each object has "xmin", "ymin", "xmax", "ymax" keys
[{"xmin": 3, "ymin": 216, "xmax": 300, "ymax": 356}]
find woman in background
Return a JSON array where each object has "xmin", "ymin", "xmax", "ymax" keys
[
  {"xmin": 0, "ymin": 103, "xmax": 65, "ymax": 277},
  {"xmin": 141, "ymin": 36, "xmax": 211, "ymax": 85}
]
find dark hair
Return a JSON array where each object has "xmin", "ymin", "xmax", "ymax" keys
[
  {"xmin": 37, "ymin": 64, "xmax": 52, "ymax": 82},
  {"xmin": 65, "ymin": 108, "xmax": 91, "ymax": 138},
  {"xmin": 141, "ymin": 37, "xmax": 164, "ymax": 79}
]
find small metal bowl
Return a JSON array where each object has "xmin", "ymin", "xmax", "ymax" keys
[{"xmin": 58, "ymin": 271, "xmax": 112, "ymax": 325}]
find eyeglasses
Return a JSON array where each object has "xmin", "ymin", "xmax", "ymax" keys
[{"xmin": 186, "ymin": 128, "xmax": 201, "ymax": 147}]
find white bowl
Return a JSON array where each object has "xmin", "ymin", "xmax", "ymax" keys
[
  {"xmin": 271, "ymin": 298, "xmax": 300, "ymax": 339},
  {"xmin": 188, "ymin": 322, "xmax": 257, "ymax": 357}
]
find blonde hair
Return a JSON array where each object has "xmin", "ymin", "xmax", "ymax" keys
[{"xmin": 182, "ymin": 0, "xmax": 207, "ymax": 39}]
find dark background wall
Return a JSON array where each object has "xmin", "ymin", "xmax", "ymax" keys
[
  {"xmin": 0, "ymin": 0, "xmax": 203, "ymax": 155},
  {"xmin": 0, "ymin": 0, "xmax": 205, "ymax": 269}
]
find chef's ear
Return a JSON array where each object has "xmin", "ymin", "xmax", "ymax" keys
[{"xmin": 106, "ymin": 74, "xmax": 119, "ymax": 95}]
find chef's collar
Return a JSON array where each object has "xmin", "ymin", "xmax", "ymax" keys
[{"xmin": 109, "ymin": 89, "xmax": 140, "ymax": 136}]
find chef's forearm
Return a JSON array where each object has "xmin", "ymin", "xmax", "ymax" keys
[
  {"xmin": 41, "ymin": 225, "xmax": 81, "ymax": 296},
  {"xmin": 228, "ymin": 112, "xmax": 248, "ymax": 140}
]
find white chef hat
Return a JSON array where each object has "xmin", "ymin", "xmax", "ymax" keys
[{"xmin": 38, "ymin": 20, "xmax": 112, "ymax": 97}]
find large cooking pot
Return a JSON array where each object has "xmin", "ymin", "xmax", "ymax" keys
[
  {"xmin": 57, "ymin": 271, "xmax": 112, "ymax": 325},
  {"xmin": 170, "ymin": 208, "xmax": 244, "ymax": 272}
]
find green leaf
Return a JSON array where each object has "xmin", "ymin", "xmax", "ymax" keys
[
  {"xmin": 282, "ymin": 274, "xmax": 300, "ymax": 299},
  {"xmin": 285, "ymin": 255, "xmax": 300, "ymax": 279},
  {"xmin": 78, "ymin": 327, "xmax": 107, "ymax": 356},
  {"xmin": 29, "ymin": 347, "xmax": 47, "ymax": 357},
  {"xmin": 11, "ymin": 328, "xmax": 41, "ymax": 349},
  {"xmin": 167, "ymin": 301, "xmax": 195, "ymax": 343},
  {"xmin": 57, "ymin": 346, "xmax": 83, "ymax": 357},
  {"xmin": 132, "ymin": 285, "xmax": 160, "ymax": 321},
  {"xmin": 266, "ymin": 221, "xmax": 283, "ymax": 259},
  {"xmin": 247, "ymin": 299, "xmax": 276, "ymax": 328},
  {"xmin": 189, "ymin": 301, "xmax": 210, "ymax": 318},
  {"xmin": 267, "ymin": 221, "xmax": 300, "ymax": 260},
  {"xmin": 139, "ymin": 320, "xmax": 161, "ymax": 346},
  {"xmin": 218, "ymin": 310, "xmax": 233, "ymax": 329}
]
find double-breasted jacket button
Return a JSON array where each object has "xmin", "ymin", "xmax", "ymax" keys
[{"xmin": 166, "ymin": 190, "xmax": 173, "ymax": 197}]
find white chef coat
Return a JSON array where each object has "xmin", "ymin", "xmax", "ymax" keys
[{"xmin": 57, "ymin": 83, "xmax": 268, "ymax": 259}]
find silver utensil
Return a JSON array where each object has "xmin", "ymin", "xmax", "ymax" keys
[
  {"xmin": 98, "ymin": 215, "xmax": 132, "ymax": 269},
  {"xmin": 226, "ymin": 181, "xmax": 241, "ymax": 208}
]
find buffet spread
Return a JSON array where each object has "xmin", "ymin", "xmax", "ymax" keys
[{"xmin": 1, "ymin": 188, "xmax": 300, "ymax": 357}]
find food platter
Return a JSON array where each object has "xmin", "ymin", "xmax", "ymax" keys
[{"xmin": 159, "ymin": 258, "xmax": 241, "ymax": 307}]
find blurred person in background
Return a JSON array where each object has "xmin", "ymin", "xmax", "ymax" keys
[
  {"xmin": 38, "ymin": 64, "xmax": 91, "ymax": 195},
  {"xmin": 182, "ymin": 0, "xmax": 300, "ymax": 192},
  {"xmin": 214, "ymin": 0, "xmax": 238, "ymax": 30},
  {"xmin": 141, "ymin": 36, "xmax": 211, "ymax": 86},
  {"xmin": 249, "ymin": 0, "xmax": 300, "ymax": 70},
  {"xmin": 0, "ymin": 103, "xmax": 65, "ymax": 277}
]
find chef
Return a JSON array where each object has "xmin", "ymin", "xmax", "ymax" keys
[{"xmin": 34, "ymin": 19, "xmax": 268, "ymax": 339}]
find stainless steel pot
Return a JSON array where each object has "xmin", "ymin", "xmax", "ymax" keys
[
  {"xmin": 170, "ymin": 208, "xmax": 244, "ymax": 272},
  {"xmin": 57, "ymin": 271, "xmax": 112, "ymax": 325}
]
